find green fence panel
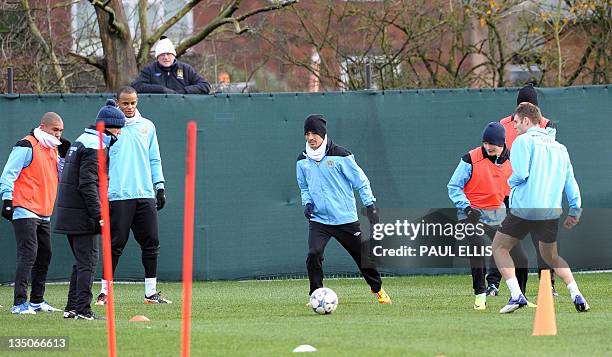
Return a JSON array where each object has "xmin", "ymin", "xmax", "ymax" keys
[{"xmin": 0, "ymin": 86, "xmax": 610, "ymax": 282}]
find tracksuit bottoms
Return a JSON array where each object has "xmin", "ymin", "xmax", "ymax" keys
[{"xmin": 307, "ymin": 220, "xmax": 382, "ymax": 295}]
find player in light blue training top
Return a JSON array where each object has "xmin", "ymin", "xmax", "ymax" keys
[
  {"xmin": 96, "ymin": 86, "xmax": 171, "ymax": 305},
  {"xmin": 492, "ymin": 102, "xmax": 589, "ymax": 314},
  {"xmin": 297, "ymin": 114, "xmax": 391, "ymax": 305}
]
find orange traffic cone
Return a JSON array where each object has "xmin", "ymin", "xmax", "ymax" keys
[{"xmin": 532, "ymin": 269, "xmax": 557, "ymax": 336}]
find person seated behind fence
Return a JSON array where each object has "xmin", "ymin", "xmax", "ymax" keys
[
  {"xmin": 216, "ymin": 71, "xmax": 231, "ymax": 93},
  {"xmin": 131, "ymin": 36, "xmax": 211, "ymax": 94}
]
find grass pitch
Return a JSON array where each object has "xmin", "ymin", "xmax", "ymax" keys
[{"xmin": 0, "ymin": 273, "xmax": 610, "ymax": 356}]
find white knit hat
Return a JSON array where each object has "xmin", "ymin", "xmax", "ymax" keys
[{"xmin": 154, "ymin": 37, "xmax": 176, "ymax": 58}]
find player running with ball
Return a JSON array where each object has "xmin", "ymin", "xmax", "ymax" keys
[{"xmin": 296, "ymin": 114, "xmax": 391, "ymax": 305}]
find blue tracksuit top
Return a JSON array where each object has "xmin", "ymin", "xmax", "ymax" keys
[
  {"xmin": 108, "ymin": 110, "xmax": 164, "ymax": 201},
  {"xmin": 508, "ymin": 127, "xmax": 581, "ymax": 220},
  {"xmin": 0, "ymin": 133, "xmax": 64, "ymax": 221},
  {"xmin": 296, "ymin": 140, "xmax": 375, "ymax": 225}
]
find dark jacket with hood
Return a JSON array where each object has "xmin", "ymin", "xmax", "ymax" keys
[{"xmin": 54, "ymin": 127, "xmax": 116, "ymax": 235}]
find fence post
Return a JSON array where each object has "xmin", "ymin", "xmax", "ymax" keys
[
  {"xmin": 7, "ymin": 67, "xmax": 14, "ymax": 94},
  {"xmin": 365, "ymin": 63, "xmax": 373, "ymax": 90}
]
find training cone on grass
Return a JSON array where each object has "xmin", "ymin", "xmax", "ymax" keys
[
  {"xmin": 292, "ymin": 345, "xmax": 317, "ymax": 353},
  {"xmin": 532, "ymin": 269, "xmax": 557, "ymax": 336},
  {"xmin": 129, "ymin": 315, "xmax": 150, "ymax": 322}
]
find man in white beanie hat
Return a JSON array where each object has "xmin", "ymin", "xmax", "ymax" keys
[{"xmin": 131, "ymin": 36, "xmax": 210, "ymax": 94}]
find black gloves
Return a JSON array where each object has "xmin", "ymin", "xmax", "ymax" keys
[
  {"xmin": 464, "ymin": 206, "xmax": 481, "ymax": 223},
  {"xmin": 92, "ymin": 218, "xmax": 102, "ymax": 234},
  {"xmin": 58, "ymin": 137, "xmax": 71, "ymax": 158},
  {"xmin": 366, "ymin": 204, "xmax": 379, "ymax": 225},
  {"xmin": 2, "ymin": 200, "xmax": 13, "ymax": 221},
  {"xmin": 105, "ymin": 130, "xmax": 119, "ymax": 147},
  {"xmin": 156, "ymin": 189, "xmax": 166, "ymax": 211},
  {"xmin": 304, "ymin": 203, "xmax": 314, "ymax": 219}
]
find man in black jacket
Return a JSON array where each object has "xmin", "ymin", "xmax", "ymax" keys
[
  {"xmin": 54, "ymin": 99, "xmax": 125, "ymax": 321},
  {"xmin": 131, "ymin": 36, "xmax": 211, "ymax": 94}
]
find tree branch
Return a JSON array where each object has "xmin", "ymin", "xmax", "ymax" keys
[
  {"xmin": 138, "ymin": 0, "xmax": 148, "ymax": 53},
  {"xmin": 68, "ymin": 52, "xmax": 105, "ymax": 70},
  {"xmin": 484, "ymin": 17, "xmax": 506, "ymax": 87},
  {"xmin": 234, "ymin": 0, "xmax": 298, "ymax": 22},
  {"xmin": 22, "ymin": 0, "xmax": 68, "ymax": 92},
  {"xmin": 88, "ymin": 0, "xmax": 128, "ymax": 36},
  {"xmin": 175, "ymin": 0, "xmax": 298, "ymax": 56},
  {"xmin": 139, "ymin": 0, "xmax": 203, "ymax": 65}
]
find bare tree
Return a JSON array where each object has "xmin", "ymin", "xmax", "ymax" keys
[
  {"xmin": 0, "ymin": 0, "xmax": 91, "ymax": 93},
  {"xmin": 256, "ymin": 1, "xmax": 459, "ymax": 91},
  {"xmin": 257, "ymin": 0, "xmax": 554, "ymax": 90},
  {"xmin": 22, "ymin": 0, "xmax": 67, "ymax": 91},
  {"xmin": 556, "ymin": 0, "xmax": 610, "ymax": 85},
  {"xmin": 508, "ymin": 0, "xmax": 610, "ymax": 86},
  {"xmin": 3, "ymin": 0, "xmax": 607, "ymax": 93},
  {"xmin": 259, "ymin": 0, "xmax": 609, "ymax": 91},
  {"xmin": 68, "ymin": 0, "xmax": 298, "ymax": 91},
  {"xmin": 189, "ymin": 16, "xmax": 282, "ymax": 93}
]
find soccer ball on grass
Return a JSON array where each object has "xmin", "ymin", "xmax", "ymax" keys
[{"xmin": 310, "ymin": 287, "xmax": 338, "ymax": 315}]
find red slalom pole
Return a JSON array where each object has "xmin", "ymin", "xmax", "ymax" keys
[
  {"xmin": 181, "ymin": 121, "xmax": 198, "ymax": 357},
  {"xmin": 96, "ymin": 122, "xmax": 117, "ymax": 357}
]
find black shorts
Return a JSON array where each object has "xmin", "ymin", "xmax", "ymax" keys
[{"xmin": 498, "ymin": 213, "xmax": 559, "ymax": 243}]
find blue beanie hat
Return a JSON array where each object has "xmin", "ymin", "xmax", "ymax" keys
[
  {"xmin": 96, "ymin": 99, "xmax": 126, "ymax": 128},
  {"xmin": 482, "ymin": 122, "xmax": 505, "ymax": 147}
]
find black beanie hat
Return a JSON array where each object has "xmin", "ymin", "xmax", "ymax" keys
[
  {"xmin": 482, "ymin": 122, "xmax": 505, "ymax": 147},
  {"xmin": 96, "ymin": 99, "xmax": 126, "ymax": 128},
  {"xmin": 304, "ymin": 114, "xmax": 327, "ymax": 138},
  {"xmin": 516, "ymin": 84, "xmax": 538, "ymax": 106}
]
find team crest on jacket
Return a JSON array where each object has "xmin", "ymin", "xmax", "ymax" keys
[
  {"xmin": 139, "ymin": 127, "xmax": 149, "ymax": 135},
  {"xmin": 177, "ymin": 68, "xmax": 184, "ymax": 79},
  {"xmin": 327, "ymin": 160, "xmax": 335, "ymax": 168}
]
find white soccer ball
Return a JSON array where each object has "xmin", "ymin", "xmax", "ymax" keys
[{"xmin": 310, "ymin": 287, "xmax": 338, "ymax": 315}]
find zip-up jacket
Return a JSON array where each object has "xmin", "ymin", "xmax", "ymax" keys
[
  {"xmin": 108, "ymin": 110, "xmax": 164, "ymax": 201},
  {"xmin": 509, "ymin": 127, "xmax": 581, "ymax": 220},
  {"xmin": 296, "ymin": 140, "xmax": 375, "ymax": 225},
  {"xmin": 131, "ymin": 60, "xmax": 211, "ymax": 94},
  {"xmin": 54, "ymin": 128, "xmax": 113, "ymax": 235}
]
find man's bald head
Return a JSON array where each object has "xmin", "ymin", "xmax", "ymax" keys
[
  {"xmin": 39, "ymin": 112, "xmax": 64, "ymax": 139},
  {"xmin": 40, "ymin": 112, "xmax": 62, "ymax": 126}
]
